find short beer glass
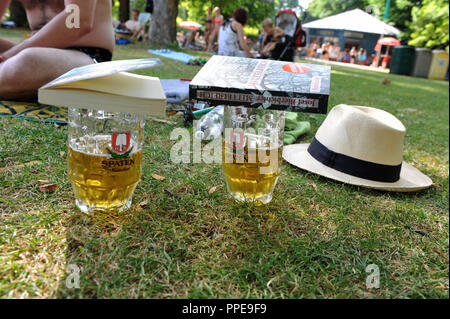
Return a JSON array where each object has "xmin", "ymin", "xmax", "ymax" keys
[
  {"xmin": 222, "ymin": 106, "xmax": 285, "ymax": 205},
  {"xmin": 67, "ymin": 108, "xmax": 144, "ymax": 213}
]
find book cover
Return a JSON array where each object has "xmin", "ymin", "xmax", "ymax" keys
[{"xmin": 189, "ymin": 56, "xmax": 330, "ymax": 114}]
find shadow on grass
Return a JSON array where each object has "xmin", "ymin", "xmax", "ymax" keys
[
  {"xmin": 55, "ymin": 119, "xmax": 448, "ymax": 298},
  {"xmin": 55, "ymin": 176, "xmax": 346, "ymax": 298}
]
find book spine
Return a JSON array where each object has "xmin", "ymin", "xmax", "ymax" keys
[{"xmin": 189, "ymin": 86, "xmax": 328, "ymax": 114}]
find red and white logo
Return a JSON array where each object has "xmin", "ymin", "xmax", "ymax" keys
[
  {"xmin": 112, "ymin": 132, "xmax": 131, "ymax": 154},
  {"xmin": 230, "ymin": 130, "xmax": 244, "ymax": 149},
  {"xmin": 282, "ymin": 63, "xmax": 312, "ymax": 74}
]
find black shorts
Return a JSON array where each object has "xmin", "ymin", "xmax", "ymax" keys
[{"xmin": 67, "ymin": 46, "xmax": 113, "ymax": 63}]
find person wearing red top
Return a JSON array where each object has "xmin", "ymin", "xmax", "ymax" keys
[{"xmin": 207, "ymin": 6, "xmax": 223, "ymax": 52}]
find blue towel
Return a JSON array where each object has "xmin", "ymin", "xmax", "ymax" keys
[
  {"xmin": 1, "ymin": 21, "xmax": 16, "ymax": 28},
  {"xmin": 116, "ymin": 38, "xmax": 134, "ymax": 45},
  {"xmin": 160, "ymin": 79, "xmax": 190, "ymax": 103},
  {"xmin": 148, "ymin": 49, "xmax": 194, "ymax": 64}
]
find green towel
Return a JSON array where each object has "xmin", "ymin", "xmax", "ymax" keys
[
  {"xmin": 283, "ymin": 112, "xmax": 310, "ymax": 145},
  {"xmin": 253, "ymin": 111, "xmax": 310, "ymax": 145}
]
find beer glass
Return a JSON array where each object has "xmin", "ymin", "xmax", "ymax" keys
[
  {"xmin": 222, "ymin": 106, "xmax": 285, "ymax": 205},
  {"xmin": 67, "ymin": 108, "xmax": 144, "ymax": 213}
]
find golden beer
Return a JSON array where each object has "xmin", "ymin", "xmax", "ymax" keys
[
  {"xmin": 68, "ymin": 145, "xmax": 142, "ymax": 213},
  {"xmin": 222, "ymin": 141, "xmax": 282, "ymax": 204}
]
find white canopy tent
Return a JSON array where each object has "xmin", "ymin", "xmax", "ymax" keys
[{"xmin": 303, "ymin": 8, "xmax": 400, "ymax": 36}]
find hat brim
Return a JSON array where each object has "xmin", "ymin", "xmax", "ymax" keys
[{"xmin": 282, "ymin": 143, "xmax": 433, "ymax": 192}]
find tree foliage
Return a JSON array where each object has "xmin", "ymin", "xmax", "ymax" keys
[
  {"xmin": 408, "ymin": 0, "xmax": 449, "ymax": 50},
  {"xmin": 366, "ymin": 0, "xmax": 423, "ymax": 41},
  {"xmin": 115, "ymin": 0, "xmax": 448, "ymax": 50},
  {"xmin": 304, "ymin": 0, "xmax": 421, "ymax": 29},
  {"xmin": 129, "ymin": 0, "xmax": 149, "ymax": 12},
  {"xmin": 179, "ymin": 0, "xmax": 278, "ymax": 27},
  {"xmin": 277, "ymin": 0, "xmax": 300, "ymax": 10},
  {"xmin": 304, "ymin": 0, "xmax": 449, "ymax": 47},
  {"xmin": 304, "ymin": 0, "xmax": 367, "ymax": 22}
]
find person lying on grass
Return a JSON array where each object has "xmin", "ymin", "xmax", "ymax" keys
[{"xmin": 0, "ymin": 0, "xmax": 114, "ymax": 101}]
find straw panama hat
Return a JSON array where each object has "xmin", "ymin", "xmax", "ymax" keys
[{"xmin": 282, "ymin": 104, "xmax": 433, "ymax": 192}]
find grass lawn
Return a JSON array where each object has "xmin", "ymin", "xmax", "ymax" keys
[{"xmin": 0, "ymin": 29, "xmax": 448, "ymax": 299}]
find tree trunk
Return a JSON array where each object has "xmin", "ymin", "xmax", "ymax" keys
[
  {"xmin": 9, "ymin": 0, "xmax": 27, "ymax": 27},
  {"xmin": 149, "ymin": 0, "xmax": 179, "ymax": 45},
  {"xmin": 119, "ymin": 0, "xmax": 130, "ymax": 23}
]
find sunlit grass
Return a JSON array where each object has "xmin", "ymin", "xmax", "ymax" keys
[{"xmin": 0, "ymin": 28, "xmax": 448, "ymax": 299}]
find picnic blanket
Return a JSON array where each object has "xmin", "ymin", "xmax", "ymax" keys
[
  {"xmin": 148, "ymin": 49, "xmax": 194, "ymax": 64},
  {"xmin": 0, "ymin": 100, "xmax": 68, "ymax": 124},
  {"xmin": 0, "ymin": 78, "xmax": 190, "ymax": 123}
]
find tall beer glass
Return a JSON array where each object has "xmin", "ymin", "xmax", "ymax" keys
[
  {"xmin": 222, "ymin": 106, "xmax": 285, "ymax": 205},
  {"xmin": 67, "ymin": 108, "xmax": 144, "ymax": 213}
]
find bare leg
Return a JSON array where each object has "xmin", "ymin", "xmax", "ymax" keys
[
  {"xmin": 0, "ymin": 37, "xmax": 15, "ymax": 53},
  {"xmin": 204, "ymin": 31, "xmax": 211, "ymax": 51},
  {"xmin": 0, "ymin": 47, "xmax": 94, "ymax": 101},
  {"xmin": 208, "ymin": 32, "xmax": 216, "ymax": 52},
  {"xmin": 130, "ymin": 30, "xmax": 139, "ymax": 38}
]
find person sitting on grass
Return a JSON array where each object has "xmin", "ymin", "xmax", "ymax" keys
[
  {"xmin": 124, "ymin": 8, "xmax": 144, "ymax": 41},
  {"xmin": 350, "ymin": 46, "xmax": 358, "ymax": 64},
  {"xmin": 340, "ymin": 49, "xmax": 351, "ymax": 63},
  {"xmin": 182, "ymin": 30, "xmax": 201, "ymax": 50},
  {"xmin": 259, "ymin": 18, "xmax": 285, "ymax": 59},
  {"xmin": 357, "ymin": 48, "xmax": 367, "ymax": 65},
  {"xmin": 321, "ymin": 42, "xmax": 330, "ymax": 60},
  {"xmin": 217, "ymin": 7, "xmax": 252, "ymax": 58},
  {"xmin": 0, "ymin": 0, "xmax": 114, "ymax": 101}
]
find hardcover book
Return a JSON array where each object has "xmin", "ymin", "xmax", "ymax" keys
[{"xmin": 189, "ymin": 56, "xmax": 331, "ymax": 114}]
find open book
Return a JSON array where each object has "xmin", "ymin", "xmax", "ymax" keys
[{"xmin": 38, "ymin": 59, "xmax": 166, "ymax": 117}]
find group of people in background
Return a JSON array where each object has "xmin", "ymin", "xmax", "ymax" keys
[
  {"xmin": 178, "ymin": 6, "xmax": 285, "ymax": 60},
  {"xmin": 308, "ymin": 40, "xmax": 371, "ymax": 66},
  {"xmin": 217, "ymin": 8, "xmax": 289, "ymax": 59},
  {"xmin": 177, "ymin": 6, "xmax": 223, "ymax": 51},
  {"xmin": 312, "ymin": 41, "xmax": 341, "ymax": 61},
  {"xmin": 343, "ymin": 47, "xmax": 370, "ymax": 65},
  {"xmin": 119, "ymin": 4, "xmax": 278, "ymax": 60}
]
